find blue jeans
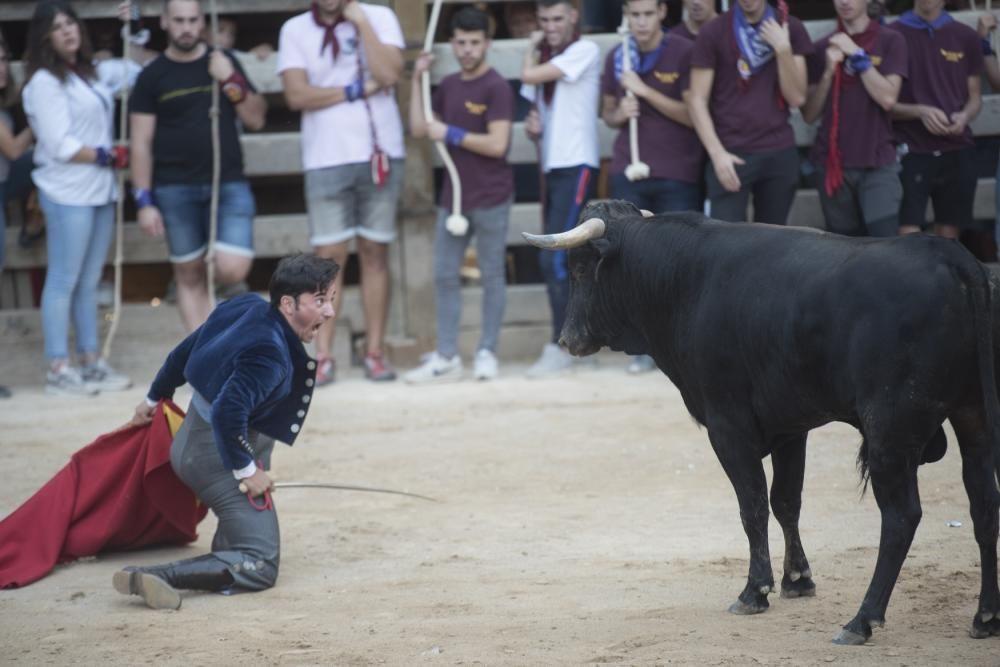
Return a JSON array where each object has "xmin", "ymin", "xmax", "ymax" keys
[
  {"xmin": 38, "ymin": 192, "xmax": 114, "ymax": 361},
  {"xmin": 153, "ymin": 181, "xmax": 256, "ymax": 263},
  {"xmin": 610, "ymin": 174, "xmax": 702, "ymax": 214}
]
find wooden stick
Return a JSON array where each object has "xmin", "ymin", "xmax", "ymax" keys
[
  {"xmin": 206, "ymin": 0, "xmax": 221, "ymax": 309},
  {"xmin": 619, "ymin": 15, "xmax": 650, "ymax": 182}
]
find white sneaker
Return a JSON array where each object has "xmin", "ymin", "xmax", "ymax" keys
[
  {"xmin": 81, "ymin": 358, "xmax": 133, "ymax": 392},
  {"xmin": 46, "ymin": 365, "xmax": 99, "ymax": 397},
  {"xmin": 526, "ymin": 343, "xmax": 573, "ymax": 378},
  {"xmin": 473, "ymin": 349, "xmax": 499, "ymax": 381},
  {"xmin": 626, "ymin": 354, "xmax": 656, "ymax": 374},
  {"xmin": 403, "ymin": 352, "xmax": 463, "ymax": 384}
]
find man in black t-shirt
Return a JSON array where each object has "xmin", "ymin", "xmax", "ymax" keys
[{"xmin": 130, "ymin": 0, "xmax": 267, "ymax": 332}]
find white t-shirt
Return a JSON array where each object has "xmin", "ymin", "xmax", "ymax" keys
[
  {"xmin": 277, "ymin": 5, "xmax": 406, "ymax": 171},
  {"xmin": 22, "ymin": 60, "xmax": 133, "ymax": 206},
  {"xmin": 520, "ymin": 39, "xmax": 601, "ymax": 173}
]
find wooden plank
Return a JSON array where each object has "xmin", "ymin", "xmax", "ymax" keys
[
  {"xmin": 0, "ymin": 0, "xmax": 315, "ymax": 21},
  {"xmin": 8, "ymin": 179, "xmax": 996, "ymax": 272}
]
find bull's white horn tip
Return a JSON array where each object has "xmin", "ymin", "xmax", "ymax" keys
[{"xmin": 640, "ymin": 209, "xmax": 654, "ymax": 218}]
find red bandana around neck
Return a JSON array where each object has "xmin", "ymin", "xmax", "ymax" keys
[
  {"xmin": 538, "ymin": 31, "xmax": 580, "ymax": 106},
  {"xmin": 825, "ymin": 16, "xmax": 881, "ymax": 196},
  {"xmin": 312, "ymin": 2, "xmax": 347, "ymax": 62}
]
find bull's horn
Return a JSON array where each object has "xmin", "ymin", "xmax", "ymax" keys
[{"xmin": 522, "ymin": 217, "xmax": 607, "ymax": 250}]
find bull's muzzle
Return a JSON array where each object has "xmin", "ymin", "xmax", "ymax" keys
[{"xmin": 522, "ymin": 217, "xmax": 607, "ymax": 250}]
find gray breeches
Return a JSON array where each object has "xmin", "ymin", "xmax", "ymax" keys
[{"xmin": 169, "ymin": 407, "xmax": 280, "ymax": 591}]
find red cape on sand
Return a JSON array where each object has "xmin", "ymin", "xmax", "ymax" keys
[{"xmin": 0, "ymin": 401, "xmax": 208, "ymax": 588}]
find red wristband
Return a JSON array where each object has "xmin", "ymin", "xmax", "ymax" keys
[{"xmin": 221, "ymin": 71, "xmax": 249, "ymax": 104}]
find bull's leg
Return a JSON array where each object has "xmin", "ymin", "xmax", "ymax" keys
[
  {"xmin": 951, "ymin": 411, "xmax": 1000, "ymax": 639},
  {"xmin": 834, "ymin": 455, "xmax": 922, "ymax": 645},
  {"xmin": 708, "ymin": 425, "xmax": 774, "ymax": 615},
  {"xmin": 770, "ymin": 434, "xmax": 816, "ymax": 599}
]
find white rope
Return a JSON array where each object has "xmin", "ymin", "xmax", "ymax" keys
[
  {"xmin": 619, "ymin": 15, "xmax": 650, "ymax": 182},
  {"xmin": 101, "ymin": 5, "xmax": 132, "ymax": 360},
  {"xmin": 423, "ymin": 0, "xmax": 469, "ymax": 236},
  {"xmin": 206, "ymin": 0, "xmax": 221, "ymax": 310}
]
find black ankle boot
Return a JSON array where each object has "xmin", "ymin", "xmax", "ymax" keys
[{"xmin": 113, "ymin": 555, "xmax": 234, "ymax": 610}]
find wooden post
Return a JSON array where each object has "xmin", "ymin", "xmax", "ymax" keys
[{"xmin": 391, "ymin": 0, "xmax": 438, "ymax": 354}]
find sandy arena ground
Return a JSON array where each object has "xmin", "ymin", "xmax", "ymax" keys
[{"xmin": 2, "ymin": 359, "xmax": 1000, "ymax": 666}]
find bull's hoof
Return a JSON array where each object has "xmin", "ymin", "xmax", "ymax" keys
[
  {"xmin": 832, "ymin": 628, "xmax": 869, "ymax": 645},
  {"xmin": 970, "ymin": 611, "xmax": 1000, "ymax": 638},
  {"xmin": 780, "ymin": 571, "xmax": 816, "ymax": 599},
  {"xmin": 728, "ymin": 597, "xmax": 769, "ymax": 615}
]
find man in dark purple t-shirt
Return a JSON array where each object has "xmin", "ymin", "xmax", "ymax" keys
[
  {"xmin": 602, "ymin": 0, "xmax": 704, "ymax": 213},
  {"xmin": 889, "ymin": 0, "xmax": 983, "ymax": 238},
  {"xmin": 802, "ymin": 0, "xmax": 907, "ymax": 238},
  {"xmin": 669, "ymin": 0, "xmax": 717, "ymax": 41},
  {"xmin": 687, "ymin": 0, "xmax": 812, "ymax": 225},
  {"xmin": 407, "ymin": 7, "xmax": 515, "ymax": 383}
]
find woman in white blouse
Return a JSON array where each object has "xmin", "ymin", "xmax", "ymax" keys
[{"xmin": 22, "ymin": 1, "xmax": 133, "ymax": 397}]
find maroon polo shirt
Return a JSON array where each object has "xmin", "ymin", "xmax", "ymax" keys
[
  {"xmin": 807, "ymin": 27, "xmax": 908, "ymax": 168},
  {"xmin": 601, "ymin": 35, "xmax": 704, "ymax": 184},
  {"xmin": 432, "ymin": 67, "xmax": 515, "ymax": 210},
  {"xmin": 669, "ymin": 22, "xmax": 698, "ymax": 42},
  {"xmin": 691, "ymin": 11, "xmax": 813, "ymax": 153},
  {"xmin": 888, "ymin": 18, "xmax": 983, "ymax": 154}
]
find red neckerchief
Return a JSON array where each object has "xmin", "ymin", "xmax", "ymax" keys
[
  {"xmin": 312, "ymin": 2, "xmax": 346, "ymax": 62},
  {"xmin": 825, "ymin": 16, "xmax": 880, "ymax": 196},
  {"xmin": 729, "ymin": 0, "xmax": 790, "ymax": 109},
  {"xmin": 538, "ymin": 31, "xmax": 580, "ymax": 105}
]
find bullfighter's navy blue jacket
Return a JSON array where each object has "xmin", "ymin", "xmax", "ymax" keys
[{"xmin": 147, "ymin": 293, "xmax": 317, "ymax": 470}]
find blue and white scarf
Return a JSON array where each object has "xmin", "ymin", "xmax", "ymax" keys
[
  {"xmin": 895, "ymin": 10, "xmax": 953, "ymax": 38},
  {"xmin": 732, "ymin": 3, "xmax": 777, "ymax": 80},
  {"xmin": 614, "ymin": 34, "xmax": 669, "ymax": 82}
]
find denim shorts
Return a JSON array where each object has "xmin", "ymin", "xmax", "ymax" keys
[
  {"xmin": 154, "ymin": 181, "xmax": 256, "ymax": 263},
  {"xmin": 304, "ymin": 159, "xmax": 404, "ymax": 246}
]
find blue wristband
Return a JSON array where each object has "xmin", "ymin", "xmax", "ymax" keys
[
  {"xmin": 133, "ymin": 188, "xmax": 154, "ymax": 209},
  {"xmin": 445, "ymin": 125, "xmax": 468, "ymax": 147},
  {"xmin": 983, "ymin": 38, "xmax": 995, "ymax": 56},
  {"xmin": 95, "ymin": 146, "xmax": 112, "ymax": 167},
  {"xmin": 849, "ymin": 50, "xmax": 872, "ymax": 74},
  {"xmin": 345, "ymin": 79, "xmax": 364, "ymax": 102}
]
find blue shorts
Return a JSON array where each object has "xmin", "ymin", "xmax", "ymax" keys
[{"xmin": 154, "ymin": 181, "xmax": 256, "ymax": 263}]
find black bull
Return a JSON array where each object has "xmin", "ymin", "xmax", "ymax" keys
[{"xmin": 524, "ymin": 200, "xmax": 1000, "ymax": 645}]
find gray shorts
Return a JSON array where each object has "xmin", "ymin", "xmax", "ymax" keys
[
  {"xmin": 304, "ymin": 159, "xmax": 404, "ymax": 246},
  {"xmin": 816, "ymin": 163, "xmax": 902, "ymax": 237}
]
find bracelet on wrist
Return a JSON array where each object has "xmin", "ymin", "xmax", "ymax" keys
[
  {"xmin": 444, "ymin": 125, "xmax": 468, "ymax": 147},
  {"xmin": 133, "ymin": 188, "xmax": 154, "ymax": 209},
  {"xmin": 848, "ymin": 49, "xmax": 872, "ymax": 74},
  {"xmin": 983, "ymin": 37, "xmax": 996, "ymax": 56},
  {"xmin": 95, "ymin": 146, "xmax": 112, "ymax": 167},
  {"xmin": 345, "ymin": 79, "xmax": 365, "ymax": 102}
]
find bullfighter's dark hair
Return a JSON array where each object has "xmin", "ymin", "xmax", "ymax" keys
[
  {"xmin": 25, "ymin": 1, "xmax": 97, "ymax": 83},
  {"xmin": 538, "ymin": 0, "xmax": 577, "ymax": 8},
  {"xmin": 450, "ymin": 6, "xmax": 492, "ymax": 37},
  {"xmin": 269, "ymin": 254, "xmax": 340, "ymax": 308},
  {"xmin": 623, "ymin": 0, "xmax": 667, "ymax": 6}
]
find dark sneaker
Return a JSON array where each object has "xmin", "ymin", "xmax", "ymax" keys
[
  {"xmin": 82, "ymin": 359, "xmax": 133, "ymax": 391},
  {"xmin": 364, "ymin": 352, "xmax": 396, "ymax": 382},
  {"xmin": 0, "ymin": 385, "xmax": 11, "ymax": 399},
  {"xmin": 316, "ymin": 357, "xmax": 336, "ymax": 387}
]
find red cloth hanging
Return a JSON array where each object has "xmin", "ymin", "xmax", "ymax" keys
[{"xmin": 0, "ymin": 401, "xmax": 207, "ymax": 589}]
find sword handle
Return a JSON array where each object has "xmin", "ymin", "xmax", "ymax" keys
[{"xmin": 238, "ymin": 481, "xmax": 248, "ymax": 494}]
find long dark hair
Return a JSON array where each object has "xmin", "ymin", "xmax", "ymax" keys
[
  {"xmin": 25, "ymin": 2, "xmax": 96, "ymax": 83},
  {"xmin": 0, "ymin": 30, "xmax": 19, "ymax": 109}
]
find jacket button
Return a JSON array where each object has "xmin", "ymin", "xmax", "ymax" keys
[
  {"xmin": 290, "ymin": 423, "xmax": 300, "ymax": 434},
  {"xmin": 306, "ymin": 378, "xmax": 315, "ymax": 387},
  {"xmin": 297, "ymin": 409, "xmax": 306, "ymax": 418},
  {"xmin": 307, "ymin": 361, "xmax": 316, "ymax": 371},
  {"xmin": 302, "ymin": 394, "xmax": 310, "ymax": 404}
]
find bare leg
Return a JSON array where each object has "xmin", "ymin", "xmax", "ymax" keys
[
  {"xmin": 356, "ymin": 237, "xmax": 391, "ymax": 356},
  {"xmin": 313, "ymin": 242, "xmax": 350, "ymax": 361},
  {"xmin": 213, "ymin": 252, "xmax": 252, "ymax": 289},
  {"xmin": 174, "ymin": 258, "xmax": 211, "ymax": 332}
]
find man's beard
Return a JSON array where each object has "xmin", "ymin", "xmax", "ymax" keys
[{"xmin": 170, "ymin": 36, "xmax": 200, "ymax": 53}]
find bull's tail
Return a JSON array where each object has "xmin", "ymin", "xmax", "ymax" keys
[{"xmin": 969, "ymin": 260, "xmax": 1000, "ymax": 492}]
